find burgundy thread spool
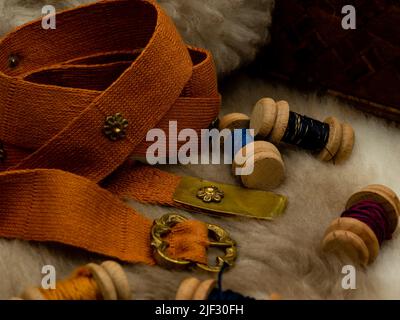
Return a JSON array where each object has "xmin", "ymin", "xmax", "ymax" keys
[{"xmin": 322, "ymin": 184, "xmax": 400, "ymax": 266}]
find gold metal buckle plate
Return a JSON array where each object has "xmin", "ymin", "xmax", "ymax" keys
[
  {"xmin": 151, "ymin": 214, "xmax": 237, "ymax": 273},
  {"xmin": 173, "ymin": 176, "xmax": 287, "ymax": 220}
]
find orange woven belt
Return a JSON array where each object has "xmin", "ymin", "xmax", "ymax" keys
[{"xmin": 0, "ymin": 0, "xmax": 221, "ymax": 268}]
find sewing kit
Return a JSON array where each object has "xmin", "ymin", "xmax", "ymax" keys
[{"xmin": 0, "ymin": 0, "xmax": 396, "ymax": 302}]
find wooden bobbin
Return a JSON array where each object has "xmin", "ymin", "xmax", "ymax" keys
[
  {"xmin": 249, "ymin": 98, "xmax": 277, "ymax": 136},
  {"xmin": 193, "ymin": 279, "xmax": 217, "ymax": 300},
  {"xmin": 175, "ymin": 277, "xmax": 202, "ymax": 300},
  {"xmin": 249, "ymin": 98, "xmax": 355, "ymax": 163},
  {"xmin": 219, "ymin": 113, "xmax": 250, "ymax": 131},
  {"xmin": 20, "ymin": 287, "xmax": 46, "ymax": 300},
  {"xmin": 176, "ymin": 277, "xmax": 282, "ymax": 300},
  {"xmin": 322, "ymin": 184, "xmax": 400, "ymax": 266},
  {"xmin": 346, "ymin": 184, "xmax": 400, "ymax": 234},
  {"xmin": 268, "ymin": 100, "xmax": 290, "ymax": 145},
  {"xmin": 323, "ymin": 217, "xmax": 379, "ymax": 265},
  {"xmin": 232, "ymin": 141, "xmax": 285, "ymax": 190},
  {"xmin": 333, "ymin": 123, "xmax": 355, "ymax": 164},
  {"xmin": 85, "ymin": 263, "xmax": 118, "ymax": 300},
  {"xmin": 322, "ymin": 229, "xmax": 370, "ymax": 266},
  {"xmin": 19, "ymin": 261, "xmax": 130, "ymax": 300},
  {"xmin": 101, "ymin": 260, "xmax": 131, "ymax": 300},
  {"xmin": 317, "ymin": 116, "xmax": 343, "ymax": 162},
  {"xmin": 174, "ymin": 278, "xmax": 215, "ymax": 300}
]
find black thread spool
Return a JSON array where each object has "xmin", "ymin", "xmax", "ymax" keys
[
  {"xmin": 218, "ymin": 113, "xmax": 285, "ymax": 190},
  {"xmin": 249, "ymin": 98, "xmax": 355, "ymax": 163}
]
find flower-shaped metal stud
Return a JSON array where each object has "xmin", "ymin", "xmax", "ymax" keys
[
  {"xmin": 8, "ymin": 54, "xmax": 20, "ymax": 69},
  {"xmin": 196, "ymin": 186, "xmax": 224, "ymax": 203},
  {"xmin": 0, "ymin": 141, "xmax": 6, "ymax": 163},
  {"xmin": 103, "ymin": 113, "xmax": 128, "ymax": 141}
]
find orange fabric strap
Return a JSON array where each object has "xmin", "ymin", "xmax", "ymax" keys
[{"xmin": 0, "ymin": 0, "xmax": 220, "ymax": 265}]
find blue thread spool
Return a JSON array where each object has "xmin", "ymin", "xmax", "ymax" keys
[{"xmin": 232, "ymin": 128, "xmax": 254, "ymax": 158}]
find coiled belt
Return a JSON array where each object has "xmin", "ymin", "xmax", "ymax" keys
[{"xmin": 0, "ymin": 0, "xmax": 230, "ymax": 271}]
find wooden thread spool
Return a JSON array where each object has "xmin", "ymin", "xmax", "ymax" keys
[
  {"xmin": 249, "ymin": 98, "xmax": 355, "ymax": 163},
  {"xmin": 219, "ymin": 113, "xmax": 285, "ymax": 190},
  {"xmin": 219, "ymin": 113, "xmax": 250, "ymax": 131},
  {"xmin": 16, "ymin": 260, "xmax": 131, "ymax": 300},
  {"xmin": 233, "ymin": 141, "xmax": 285, "ymax": 190},
  {"xmin": 322, "ymin": 185, "xmax": 400, "ymax": 266},
  {"xmin": 176, "ymin": 277, "xmax": 282, "ymax": 300}
]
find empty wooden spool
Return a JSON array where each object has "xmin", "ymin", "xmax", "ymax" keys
[{"xmin": 322, "ymin": 185, "xmax": 400, "ymax": 266}]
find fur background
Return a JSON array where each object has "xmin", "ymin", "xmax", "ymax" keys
[
  {"xmin": 0, "ymin": 0, "xmax": 399, "ymax": 299},
  {"xmin": 0, "ymin": 0, "xmax": 274, "ymax": 75}
]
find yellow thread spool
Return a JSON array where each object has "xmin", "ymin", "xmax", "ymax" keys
[
  {"xmin": 39, "ymin": 268, "xmax": 100, "ymax": 300},
  {"xmin": 17, "ymin": 260, "xmax": 131, "ymax": 300}
]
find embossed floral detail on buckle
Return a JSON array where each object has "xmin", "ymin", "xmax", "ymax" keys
[
  {"xmin": 196, "ymin": 186, "xmax": 224, "ymax": 203},
  {"xmin": 103, "ymin": 113, "xmax": 128, "ymax": 141}
]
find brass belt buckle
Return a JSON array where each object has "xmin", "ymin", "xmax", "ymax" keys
[{"xmin": 151, "ymin": 214, "xmax": 237, "ymax": 272}]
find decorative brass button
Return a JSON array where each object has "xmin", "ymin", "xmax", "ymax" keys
[
  {"xmin": 103, "ymin": 113, "xmax": 128, "ymax": 141},
  {"xmin": 197, "ymin": 186, "xmax": 224, "ymax": 203},
  {"xmin": 8, "ymin": 54, "xmax": 20, "ymax": 69},
  {"xmin": 0, "ymin": 141, "xmax": 6, "ymax": 163}
]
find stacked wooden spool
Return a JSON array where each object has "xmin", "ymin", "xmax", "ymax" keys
[
  {"xmin": 13, "ymin": 260, "xmax": 131, "ymax": 300},
  {"xmin": 219, "ymin": 113, "xmax": 285, "ymax": 191},
  {"xmin": 322, "ymin": 185, "xmax": 400, "ymax": 266},
  {"xmin": 249, "ymin": 98, "xmax": 355, "ymax": 163},
  {"xmin": 175, "ymin": 277, "xmax": 281, "ymax": 300}
]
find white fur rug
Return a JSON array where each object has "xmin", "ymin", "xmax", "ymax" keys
[
  {"xmin": 1, "ymin": 0, "xmax": 400, "ymax": 300},
  {"xmin": 0, "ymin": 0, "xmax": 274, "ymax": 75}
]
